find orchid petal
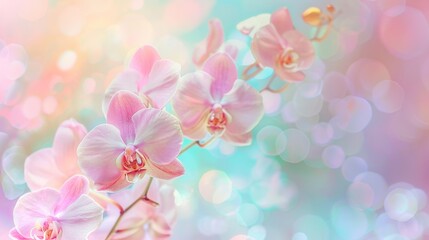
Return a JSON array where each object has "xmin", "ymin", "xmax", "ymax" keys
[
  {"xmin": 55, "ymin": 175, "xmax": 89, "ymax": 214},
  {"xmin": 270, "ymin": 7, "xmax": 294, "ymax": 35},
  {"xmin": 146, "ymin": 158, "xmax": 185, "ymax": 180},
  {"xmin": 107, "ymin": 91, "xmax": 145, "ymax": 143},
  {"xmin": 52, "ymin": 119, "xmax": 87, "ymax": 175},
  {"xmin": 77, "ymin": 124, "xmax": 125, "ymax": 191},
  {"xmin": 103, "ymin": 70, "xmax": 140, "ymax": 116},
  {"xmin": 222, "ymin": 79, "xmax": 264, "ymax": 134},
  {"xmin": 9, "ymin": 228, "xmax": 31, "ymax": 240},
  {"xmin": 24, "ymin": 149, "xmax": 67, "ymax": 191},
  {"xmin": 133, "ymin": 108, "xmax": 182, "ymax": 165},
  {"xmin": 59, "ymin": 194, "xmax": 104, "ymax": 240},
  {"xmin": 236, "ymin": 13, "xmax": 271, "ymax": 37},
  {"xmin": 203, "ymin": 53, "xmax": 237, "ymax": 101},
  {"xmin": 283, "ymin": 30, "xmax": 315, "ymax": 70},
  {"xmin": 129, "ymin": 46, "xmax": 161, "ymax": 87},
  {"xmin": 193, "ymin": 19, "xmax": 224, "ymax": 66},
  {"xmin": 141, "ymin": 59, "xmax": 180, "ymax": 108},
  {"xmin": 13, "ymin": 188, "xmax": 60, "ymax": 237},
  {"xmin": 221, "ymin": 131, "xmax": 252, "ymax": 146},
  {"xmin": 172, "ymin": 71, "xmax": 214, "ymax": 139},
  {"xmin": 251, "ymin": 24, "xmax": 285, "ymax": 68}
]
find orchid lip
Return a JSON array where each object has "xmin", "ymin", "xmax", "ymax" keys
[
  {"xmin": 207, "ymin": 104, "xmax": 228, "ymax": 135},
  {"xmin": 278, "ymin": 49, "xmax": 299, "ymax": 71},
  {"xmin": 120, "ymin": 145, "xmax": 149, "ymax": 183},
  {"xmin": 30, "ymin": 218, "xmax": 62, "ymax": 240}
]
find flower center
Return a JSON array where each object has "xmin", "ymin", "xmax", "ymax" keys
[
  {"xmin": 207, "ymin": 104, "xmax": 227, "ymax": 135},
  {"xmin": 31, "ymin": 218, "xmax": 62, "ymax": 240},
  {"xmin": 278, "ymin": 49, "xmax": 299, "ymax": 71},
  {"xmin": 120, "ymin": 145, "xmax": 148, "ymax": 182}
]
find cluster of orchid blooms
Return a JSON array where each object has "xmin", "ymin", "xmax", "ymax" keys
[{"xmin": 9, "ymin": 6, "xmax": 336, "ymax": 240}]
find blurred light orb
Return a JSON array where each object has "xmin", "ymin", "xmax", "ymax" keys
[
  {"xmin": 230, "ymin": 235, "xmax": 252, "ymax": 240},
  {"xmin": 322, "ymin": 72, "xmax": 348, "ymax": 101},
  {"xmin": 372, "ymin": 80, "xmax": 404, "ymax": 113},
  {"xmin": 199, "ymin": 170, "xmax": 232, "ymax": 204},
  {"xmin": 385, "ymin": 188, "xmax": 418, "ymax": 222},
  {"xmin": 349, "ymin": 172, "xmax": 387, "ymax": 209},
  {"xmin": 292, "ymin": 232, "xmax": 308, "ymax": 240},
  {"xmin": 281, "ymin": 102, "xmax": 299, "ymax": 123},
  {"xmin": 331, "ymin": 96, "xmax": 373, "ymax": 133},
  {"xmin": 58, "ymin": 50, "xmax": 77, "ymax": 71},
  {"xmin": 21, "ymin": 96, "xmax": 42, "ymax": 119},
  {"xmin": 248, "ymin": 225, "xmax": 266, "ymax": 240},
  {"xmin": 293, "ymin": 93, "xmax": 323, "ymax": 117},
  {"xmin": 279, "ymin": 129, "xmax": 310, "ymax": 163},
  {"xmin": 294, "ymin": 215, "xmax": 329, "ymax": 240},
  {"xmin": 0, "ymin": 44, "xmax": 28, "ymax": 81},
  {"xmin": 261, "ymin": 91, "xmax": 281, "ymax": 114},
  {"xmin": 341, "ymin": 157, "xmax": 368, "ymax": 181},
  {"xmin": 18, "ymin": 0, "xmax": 49, "ymax": 21},
  {"xmin": 237, "ymin": 203, "xmax": 262, "ymax": 227},
  {"xmin": 379, "ymin": 7, "xmax": 429, "ymax": 59},
  {"xmin": 397, "ymin": 217, "xmax": 424, "ymax": 239},
  {"xmin": 322, "ymin": 145, "xmax": 345, "ymax": 169},
  {"xmin": 330, "ymin": 201, "xmax": 368, "ymax": 240},
  {"xmin": 311, "ymin": 122, "xmax": 334, "ymax": 145},
  {"xmin": 377, "ymin": 0, "xmax": 406, "ymax": 16},
  {"xmin": 43, "ymin": 96, "xmax": 58, "ymax": 114},
  {"xmin": 346, "ymin": 58, "xmax": 390, "ymax": 98},
  {"xmin": 257, "ymin": 126, "xmax": 286, "ymax": 156}
]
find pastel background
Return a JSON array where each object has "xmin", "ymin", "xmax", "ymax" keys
[{"xmin": 1, "ymin": 0, "xmax": 429, "ymax": 239}]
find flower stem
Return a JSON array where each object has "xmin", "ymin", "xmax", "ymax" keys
[
  {"xmin": 105, "ymin": 176, "xmax": 154, "ymax": 240},
  {"xmin": 105, "ymin": 138, "xmax": 206, "ymax": 239}
]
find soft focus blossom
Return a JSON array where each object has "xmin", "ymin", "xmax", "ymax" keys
[
  {"xmin": 9, "ymin": 175, "xmax": 103, "ymax": 240},
  {"xmin": 78, "ymin": 90, "xmax": 184, "ymax": 191},
  {"xmin": 173, "ymin": 53, "xmax": 264, "ymax": 145},
  {"xmin": 193, "ymin": 19, "xmax": 238, "ymax": 67},
  {"xmin": 90, "ymin": 177, "xmax": 177, "ymax": 240},
  {"xmin": 24, "ymin": 119, "xmax": 87, "ymax": 191},
  {"xmin": 251, "ymin": 7, "xmax": 315, "ymax": 82},
  {"xmin": 103, "ymin": 45, "xmax": 181, "ymax": 113}
]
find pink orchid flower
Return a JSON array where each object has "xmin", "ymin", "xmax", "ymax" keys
[
  {"xmin": 103, "ymin": 45, "xmax": 180, "ymax": 113},
  {"xmin": 251, "ymin": 7, "xmax": 315, "ymax": 82},
  {"xmin": 78, "ymin": 90, "xmax": 184, "ymax": 192},
  {"xmin": 24, "ymin": 119, "xmax": 87, "ymax": 191},
  {"xmin": 89, "ymin": 177, "xmax": 177, "ymax": 240},
  {"xmin": 193, "ymin": 19, "xmax": 239, "ymax": 67},
  {"xmin": 173, "ymin": 53, "xmax": 264, "ymax": 146},
  {"xmin": 9, "ymin": 175, "xmax": 103, "ymax": 240}
]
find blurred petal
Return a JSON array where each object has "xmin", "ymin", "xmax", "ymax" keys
[
  {"xmin": 141, "ymin": 59, "xmax": 180, "ymax": 108},
  {"xmin": 151, "ymin": 215, "xmax": 171, "ymax": 236},
  {"xmin": 236, "ymin": 13, "xmax": 271, "ymax": 37},
  {"xmin": 9, "ymin": 228, "xmax": 31, "ymax": 240},
  {"xmin": 222, "ymin": 131, "xmax": 252, "ymax": 146},
  {"xmin": 283, "ymin": 30, "xmax": 315, "ymax": 69},
  {"xmin": 59, "ymin": 195, "xmax": 104, "ymax": 240},
  {"xmin": 203, "ymin": 53, "xmax": 237, "ymax": 101},
  {"xmin": 146, "ymin": 158, "xmax": 184, "ymax": 180},
  {"xmin": 55, "ymin": 175, "xmax": 89, "ymax": 214},
  {"xmin": 274, "ymin": 65, "xmax": 305, "ymax": 82},
  {"xmin": 129, "ymin": 46, "xmax": 161, "ymax": 86},
  {"xmin": 103, "ymin": 70, "xmax": 140, "ymax": 116},
  {"xmin": 193, "ymin": 19, "xmax": 224, "ymax": 66},
  {"xmin": 107, "ymin": 91, "xmax": 145, "ymax": 143},
  {"xmin": 222, "ymin": 79, "xmax": 264, "ymax": 134},
  {"xmin": 13, "ymin": 188, "xmax": 60, "ymax": 237},
  {"xmin": 24, "ymin": 149, "xmax": 67, "ymax": 191},
  {"xmin": 52, "ymin": 119, "xmax": 87, "ymax": 175},
  {"xmin": 172, "ymin": 71, "xmax": 213, "ymax": 139},
  {"xmin": 77, "ymin": 124, "xmax": 125, "ymax": 191},
  {"xmin": 251, "ymin": 24, "xmax": 284, "ymax": 68},
  {"xmin": 133, "ymin": 108, "xmax": 182, "ymax": 165},
  {"xmin": 221, "ymin": 41, "xmax": 239, "ymax": 60},
  {"xmin": 271, "ymin": 7, "xmax": 294, "ymax": 35}
]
